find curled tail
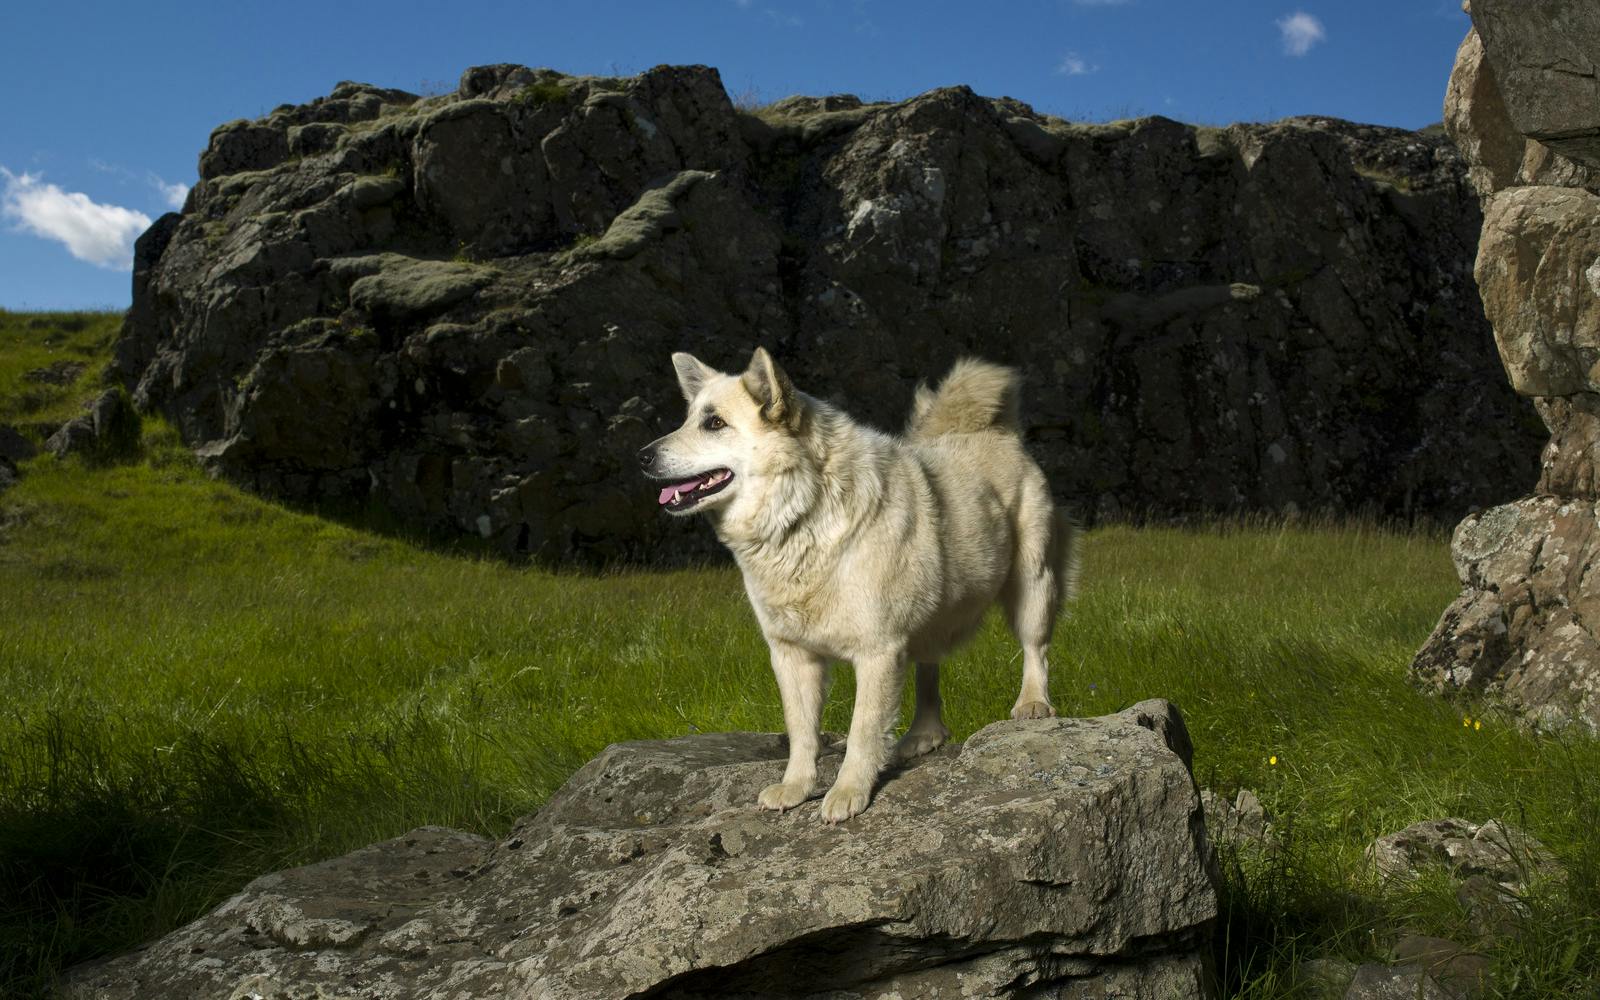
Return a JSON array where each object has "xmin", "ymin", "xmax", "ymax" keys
[{"xmin": 907, "ymin": 358, "xmax": 1021, "ymax": 440}]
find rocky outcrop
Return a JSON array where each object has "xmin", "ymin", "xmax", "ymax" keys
[
  {"xmin": 44, "ymin": 389, "xmax": 141, "ymax": 464},
  {"xmin": 1413, "ymin": 3, "xmax": 1600, "ymax": 732},
  {"xmin": 66, "ymin": 700, "xmax": 1218, "ymax": 999},
  {"xmin": 110, "ymin": 63, "xmax": 1537, "ymax": 562}
]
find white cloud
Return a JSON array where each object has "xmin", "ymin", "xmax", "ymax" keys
[
  {"xmin": 1057, "ymin": 52, "xmax": 1097, "ymax": 76},
  {"xmin": 0, "ymin": 168, "xmax": 152, "ymax": 271},
  {"xmin": 152, "ymin": 176, "xmax": 190, "ymax": 209},
  {"xmin": 1277, "ymin": 11, "xmax": 1326, "ymax": 56}
]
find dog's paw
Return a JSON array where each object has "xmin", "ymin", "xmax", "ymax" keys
[
  {"xmin": 1010, "ymin": 700, "xmax": 1056, "ymax": 720},
  {"xmin": 757, "ymin": 781, "xmax": 811, "ymax": 812},
  {"xmin": 894, "ymin": 724, "xmax": 951, "ymax": 761},
  {"xmin": 818, "ymin": 782, "xmax": 870, "ymax": 824}
]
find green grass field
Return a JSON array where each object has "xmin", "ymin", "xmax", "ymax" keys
[{"xmin": 1, "ymin": 313, "xmax": 1597, "ymax": 998}]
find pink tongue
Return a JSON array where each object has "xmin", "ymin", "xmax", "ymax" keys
[{"xmin": 658, "ymin": 476, "xmax": 705, "ymax": 505}]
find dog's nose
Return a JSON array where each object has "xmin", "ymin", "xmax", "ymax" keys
[{"xmin": 637, "ymin": 445, "xmax": 656, "ymax": 470}]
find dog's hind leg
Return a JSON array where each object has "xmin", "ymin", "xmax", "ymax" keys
[
  {"xmin": 895, "ymin": 662, "xmax": 951, "ymax": 760},
  {"xmin": 820, "ymin": 650, "xmax": 906, "ymax": 823},
  {"xmin": 758, "ymin": 640, "xmax": 829, "ymax": 813},
  {"xmin": 1004, "ymin": 505, "xmax": 1077, "ymax": 721}
]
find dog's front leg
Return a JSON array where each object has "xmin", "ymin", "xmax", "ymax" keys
[
  {"xmin": 758, "ymin": 639, "xmax": 829, "ymax": 812},
  {"xmin": 819, "ymin": 650, "xmax": 905, "ymax": 824}
]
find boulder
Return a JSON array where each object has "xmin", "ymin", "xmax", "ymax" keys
[
  {"xmin": 1413, "ymin": 499, "xmax": 1600, "ymax": 731},
  {"xmin": 1473, "ymin": 185, "xmax": 1600, "ymax": 397},
  {"xmin": 1199, "ymin": 786, "xmax": 1276, "ymax": 849},
  {"xmin": 1470, "ymin": 0, "xmax": 1600, "ymax": 168},
  {"xmin": 1368, "ymin": 816, "xmax": 1558, "ymax": 890},
  {"xmin": 65, "ymin": 700, "xmax": 1219, "ymax": 999},
  {"xmin": 1414, "ymin": 6, "xmax": 1600, "ymax": 729},
  {"xmin": 44, "ymin": 389, "xmax": 141, "ymax": 464},
  {"xmin": 111, "ymin": 63, "xmax": 1539, "ymax": 563},
  {"xmin": 1343, "ymin": 963, "xmax": 1453, "ymax": 1000}
]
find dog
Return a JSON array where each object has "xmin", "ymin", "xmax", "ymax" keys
[{"xmin": 638, "ymin": 348, "xmax": 1079, "ymax": 823}]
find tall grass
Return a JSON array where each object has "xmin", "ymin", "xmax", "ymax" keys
[{"xmin": 1, "ymin": 317, "xmax": 1596, "ymax": 997}]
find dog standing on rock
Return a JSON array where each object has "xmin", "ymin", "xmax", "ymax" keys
[{"xmin": 640, "ymin": 348, "xmax": 1079, "ymax": 823}]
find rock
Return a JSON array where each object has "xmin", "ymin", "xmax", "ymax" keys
[
  {"xmin": 344, "ymin": 254, "xmax": 495, "ymax": 321},
  {"xmin": 65, "ymin": 700, "xmax": 1219, "ymax": 999},
  {"xmin": 1368, "ymin": 816, "xmax": 1558, "ymax": 890},
  {"xmin": 1294, "ymin": 956, "xmax": 1358, "ymax": 999},
  {"xmin": 21, "ymin": 360, "xmax": 87, "ymax": 386},
  {"xmin": 1394, "ymin": 935, "xmax": 1492, "ymax": 997},
  {"xmin": 0, "ymin": 458, "xmax": 17, "ymax": 495},
  {"xmin": 1456, "ymin": 873, "xmax": 1526, "ymax": 941},
  {"xmin": 111, "ymin": 66, "xmax": 1539, "ymax": 564},
  {"xmin": 44, "ymin": 389, "xmax": 141, "ymax": 464},
  {"xmin": 1473, "ymin": 185, "xmax": 1600, "ymax": 397},
  {"xmin": 1344, "ymin": 963, "xmax": 1452, "ymax": 1000},
  {"xmin": 1469, "ymin": 0, "xmax": 1600, "ymax": 168},
  {"xmin": 1413, "ymin": 498, "xmax": 1600, "ymax": 731},
  {"xmin": 0, "ymin": 424, "xmax": 35, "ymax": 463},
  {"xmin": 1200, "ymin": 786, "xmax": 1276, "ymax": 848},
  {"xmin": 1416, "ymin": 6, "xmax": 1600, "ymax": 729},
  {"xmin": 1443, "ymin": 29, "xmax": 1524, "ymax": 197}
]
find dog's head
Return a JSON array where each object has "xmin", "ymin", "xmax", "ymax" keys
[{"xmin": 638, "ymin": 347, "xmax": 806, "ymax": 518}]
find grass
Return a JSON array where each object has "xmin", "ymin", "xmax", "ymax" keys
[
  {"xmin": 0, "ymin": 310, "xmax": 120, "ymax": 432},
  {"xmin": 2, "ymin": 316, "xmax": 1598, "ymax": 997}
]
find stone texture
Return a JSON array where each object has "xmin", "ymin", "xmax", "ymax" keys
[
  {"xmin": 1474, "ymin": 185, "xmax": 1600, "ymax": 397},
  {"xmin": 1199, "ymin": 786, "xmax": 1276, "ymax": 849},
  {"xmin": 1393, "ymin": 935, "xmax": 1491, "ymax": 999},
  {"xmin": 66, "ymin": 700, "xmax": 1218, "ymax": 1000},
  {"xmin": 1413, "ymin": 498, "xmax": 1600, "ymax": 732},
  {"xmin": 1443, "ymin": 29, "xmax": 1525, "ymax": 197},
  {"xmin": 1470, "ymin": 0, "xmax": 1600, "ymax": 168},
  {"xmin": 1368, "ymin": 816, "xmax": 1558, "ymax": 890},
  {"xmin": 1344, "ymin": 963, "xmax": 1452, "ymax": 1000},
  {"xmin": 1415, "ymin": 7, "xmax": 1600, "ymax": 729},
  {"xmin": 110, "ymin": 63, "xmax": 1538, "ymax": 564},
  {"xmin": 44, "ymin": 389, "xmax": 141, "ymax": 463}
]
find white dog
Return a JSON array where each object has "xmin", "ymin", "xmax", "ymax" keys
[{"xmin": 640, "ymin": 348, "xmax": 1078, "ymax": 822}]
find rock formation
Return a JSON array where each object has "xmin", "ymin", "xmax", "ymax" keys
[
  {"xmin": 110, "ymin": 63, "xmax": 1537, "ymax": 562},
  {"xmin": 44, "ymin": 389, "xmax": 141, "ymax": 464},
  {"xmin": 66, "ymin": 700, "xmax": 1217, "ymax": 999},
  {"xmin": 1412, "ymin": 0, "xmax": 1600, "ymax": 732}
]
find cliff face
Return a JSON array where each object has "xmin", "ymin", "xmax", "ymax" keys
[
  {"xmin": 114, "ymin": 64, "xmax": 1537, "ymax": 562},
  {"xmin": 1413, "ymin": 0, "xmax": 1600, "ymax": 732}
]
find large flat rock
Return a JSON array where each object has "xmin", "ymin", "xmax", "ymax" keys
[{"xmin": 65, "ymin": 700, "xmax": 1217, "ymax": 999}]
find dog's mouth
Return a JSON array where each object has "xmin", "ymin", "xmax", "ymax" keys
[{"xmin": 657, "ymin": 468, "xmax": 734, "ymax": 513}]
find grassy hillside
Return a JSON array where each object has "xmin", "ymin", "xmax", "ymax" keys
[{"xmin": 1, "ymin": 314, "xmax": 1596, "ymax": 998}]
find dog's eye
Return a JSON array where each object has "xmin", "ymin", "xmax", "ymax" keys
[{"xmin": 703, "ymin": 414, "xmax": 726, "ymax": 431}]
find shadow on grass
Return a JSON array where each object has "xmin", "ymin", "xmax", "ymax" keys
[
  {"xmin": 0, "ymin": 715, "xmax": 292, "ymax": 997},
  {"xmin": 0, "ymin": 703, "xmax": 523, "ymax": 999}
]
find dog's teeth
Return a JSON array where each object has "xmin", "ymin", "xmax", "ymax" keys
[{"xmin": 672, "ymin": 489, "xmax": 682, "ymax": 502}]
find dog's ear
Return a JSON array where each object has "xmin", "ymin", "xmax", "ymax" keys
[
  {"xmin": 741, "ymin": 347, "xmax": 800, "ymax": 429},
  {"xmin": 672, "ymin": 352, "xmax": 717, "ymax": 402}
]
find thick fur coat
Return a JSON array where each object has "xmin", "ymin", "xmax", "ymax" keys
[{"xmin": 640, "ymin": 349, "xmax": 1078, "ymax": 822}]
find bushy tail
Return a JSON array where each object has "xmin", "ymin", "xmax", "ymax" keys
[
  {"xmin": 1051, "ymin": 511, "xmax": 1082, "ymax": 606},
  {"xmin": 907, "ymin": 358, "xmax": 1021, "ymax": 440}
]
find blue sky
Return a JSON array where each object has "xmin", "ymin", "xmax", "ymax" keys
[{"xmin": 2, "ymin": 0, "xmax": 1470, "ymax": 310}]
